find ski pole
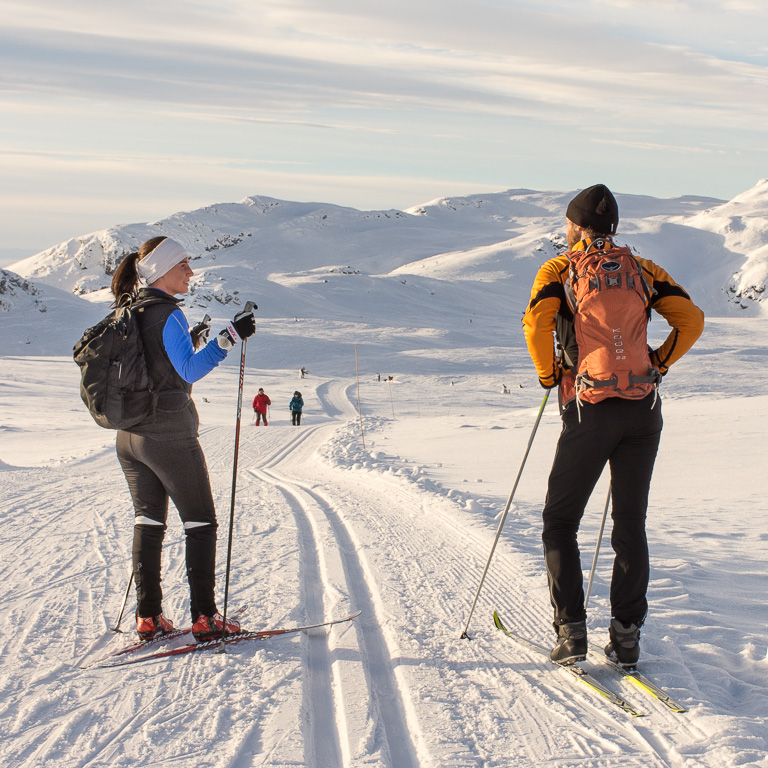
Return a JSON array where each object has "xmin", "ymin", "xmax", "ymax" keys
[
  {"xmin": 460, "ymin": 390, "xmax": 551, "ymax": 640},
  {"xmin": 111, "ymin": 570, "xmax": 134, "ymax": 633},
  {"xmin": 217, "ymin": 302, "xmax": 256, "ymax": 652},
  {"xmin": 584, "ymin": 485, "xmax": 611, "ymax": 610}
]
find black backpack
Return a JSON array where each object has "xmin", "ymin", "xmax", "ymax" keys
[{"xmin": 73, "ymin": 297, "xmax": 166, "ymax": 429}]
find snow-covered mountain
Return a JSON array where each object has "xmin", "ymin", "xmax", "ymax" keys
[
  {"xmin": 9, "ymin": 184, "xmax": 768, "ymax": 307},
  {"xmin": 0, "ymin": 268, "xmax": 106, "ymax": 351},
  {"xmin": 5, "ymin": 182, "xmax": 768, "ymax": 360}
]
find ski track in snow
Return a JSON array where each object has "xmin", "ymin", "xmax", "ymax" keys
[{"xmin": 1, "ymin": 362, "xmax": 767, "ymax": 766}]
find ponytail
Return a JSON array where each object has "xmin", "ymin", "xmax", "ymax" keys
[
  {"xmin": 110, "ymin": 235, "xmax": 168, "ymax": 306},
  {"xmin": 110, "ymin": 252, "xmax": 141, "ymax": 305}
]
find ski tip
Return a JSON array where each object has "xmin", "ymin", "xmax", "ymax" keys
[{"xmin": 303, "ymin": 610, "xmax": 362, "ymax": 633}]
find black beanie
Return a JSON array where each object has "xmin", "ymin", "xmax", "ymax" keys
[{"xmin": 566, "ymin": 184, "xmax": 619, "ymax": 234}]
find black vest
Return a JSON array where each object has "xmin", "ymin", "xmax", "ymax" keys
[{"xmin": 124, "ymin": 288, "xmax": 199, "ymax": 440}]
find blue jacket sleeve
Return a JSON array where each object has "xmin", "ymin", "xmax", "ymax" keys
[{"xmin": 162, "ymin": 309, "xmax": 227, "ymax": 383}]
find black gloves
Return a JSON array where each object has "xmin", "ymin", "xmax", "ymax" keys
[
  {"xmin": 190, "ymin": 314, "xmax": 211, "ymax": 349},
  {"xmin": 538, "ymin": 365, "xmax": 562, "ymax": 390},
  {"xmin": 233, "ymin": 308, "xmax": 256, "ymax": 339},
  {"xmin": 649, "ymin": 348, "xmax": 668, "ymax": 376},
  {"xmin": 217, "ymin": 303, "xmax": 258, "ymax": 350}
]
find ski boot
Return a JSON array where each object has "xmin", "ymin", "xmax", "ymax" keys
[
  {"xmin": 605, "ymin": 618, "xmax": 641, "ymax": 667},
  {"xmin": 136, "ymin": 613, "xmax": 175, "ymax": 640},
  {"xmin": 192, "ymin": 612, "xmax": 241, "ymax": 640},
  {"xmin": 550, "ymin": 620, "xmax": 587, "ymax": 664}
]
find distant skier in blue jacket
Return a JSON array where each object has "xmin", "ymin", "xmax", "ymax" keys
[{"xmin": 289, "ymin": 391, "xmax": 304, "ymax": 426}]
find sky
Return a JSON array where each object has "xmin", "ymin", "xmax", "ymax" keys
[{"xmin": 2, "ymin": 0, "xmax": 768, "ymax": 260}]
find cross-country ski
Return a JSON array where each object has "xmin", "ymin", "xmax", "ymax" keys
[
  {"xmin": 88, "ymin": 612, "xmax": 362, "ymax": 668},
  {"xmin": 493, "ymin": 611, "xmax": 645, "ymax": 717},
  {"xmin": 595, "ymin": 653, "xmax": 688, "ymax": 713},
  {"xmin": 81, "ymin": 604, "xmax": 250, "ymax": 668}
]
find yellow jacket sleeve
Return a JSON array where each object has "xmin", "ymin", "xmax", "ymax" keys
[
  {"xmin": 640, "ymin": 258, "xmax": 705, "ymax": 374},
  {"xmin": 522, "ymin": 256, "xmax": 570, "ymax": 386}
]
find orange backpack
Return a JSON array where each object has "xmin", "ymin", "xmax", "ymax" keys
[{"xmin": 560, "ymin": 241, "xmax": 661, "ymax": 406}]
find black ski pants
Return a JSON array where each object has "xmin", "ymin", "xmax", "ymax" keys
[
  {"xmin": 542, "ymin": 394, "xmax": 662, "ymax": 628},
  {"xmin": 116, "ymin": 431, "xmax": 218, "ymax": 622},
  {"xmin": 291, "ymin": 411, "xmax": 302, "ymax": 426}
]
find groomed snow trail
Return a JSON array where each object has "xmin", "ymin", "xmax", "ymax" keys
[
  {"xmin": 0, "ymin": 371, "xmax": 765, "ymax": 767},
  {"xmin": 218, "ymin": 380, "xmax": 716, "ymax": 768}
]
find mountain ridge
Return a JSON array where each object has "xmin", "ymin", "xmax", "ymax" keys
[{"xmin": 4, "ymin": 183, "xmax": 768, "ymax": 358}]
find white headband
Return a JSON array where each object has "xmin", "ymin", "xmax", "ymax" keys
[{"xmin": 137, "ymin": 238, "xmax": 190, "ymax": 284}]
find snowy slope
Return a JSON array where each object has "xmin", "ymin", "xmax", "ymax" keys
[
  {"xmin": 1, "ymin": 185, "xmax": 767, "ymax": 767},
  {"xmin": 685, "ymin": 179, "xmax": 768, "ymax": 307},
  {"xmin": 8, "ymin": 186, "xmax": 759, "ymax": 327},
  {"xmin": 6, "ymin": 183, "xmax": 766, "ymax": 361},
  {"xmin": 0, "ymin": 269, "xmax": 105, "ymax": 355}
]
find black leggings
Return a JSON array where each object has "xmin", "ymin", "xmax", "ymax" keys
[
  {"xmin": 116, "ymin": 431, "xmax": 218, "ymax": 621},
  {"xmin": 542, "ymin": 395, "xmax": 662, "ymax": 627},
  {"xmin": 291, "ymin": 411, "xmax": 302, "ymax": 425}
]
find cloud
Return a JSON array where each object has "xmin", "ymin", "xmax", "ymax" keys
[
  {"xmin": 592, "ymin": 139, "xmax": 723, "ymax": 154},
  {"xmin": 3, "ymin": 18, "xmax": 766, "ymax": 135},
  {"xmin": 2, "ymin": 0, "xmax": 768, "ymax": 249}
]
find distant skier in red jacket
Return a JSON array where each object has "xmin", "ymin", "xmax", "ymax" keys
[{"xmin": 252, "ymin": 388, "xmax": 271, "ymax": 426}]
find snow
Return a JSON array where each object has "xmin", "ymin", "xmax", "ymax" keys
[{"xmin": 1, "ymin": 186, "xmax": 767, "ymax": 767}]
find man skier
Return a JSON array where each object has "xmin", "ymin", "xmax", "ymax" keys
[
  {"xmin": 252, "ymin": 388, "xmax": 271, "ymax": 426},
  {"xmin": 522, "ymin": 184, "xmax": 704, "ymax": 666}
]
